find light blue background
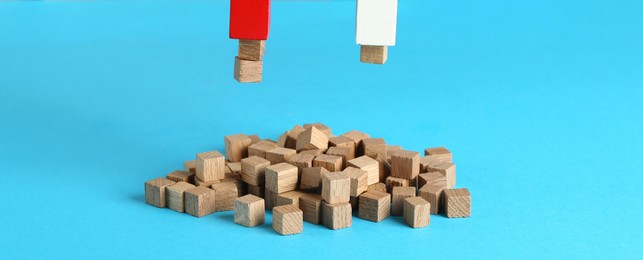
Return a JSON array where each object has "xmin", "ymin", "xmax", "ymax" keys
[{"xmin": 1, "ymin": 0, "xmax": 642, "ymax": 259}]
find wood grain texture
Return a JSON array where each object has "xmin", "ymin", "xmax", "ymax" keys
[
  {"xmin": 386, "ymin": 145, "xmax": 402, "ymax": 160},
  {"xmin": 296, "ymin": 126, "xmax": 329, "ymax": 152},
  {"xmin": 272, "ymin": 205, "xmax": 303, "ymax": 235},
  {"xmin": 166, "ymin": 181, "xmax": 196, "ymax": 213},
  {"xmin": 248, "ymin": 140, "xmax": 278, "ymax": 159},
  {"xmin": 220, "ymin": 178, "xmax": 246, "ymax": 197},
  {"xmin": 299, "ymin": 194, "xmax": 323, "ymax": 224},
  {"xmin": 343, "ymin": 167, "xmax": 368, "ymax": 197},
  {"xmin": 166, "ymin": 170, "xmax": 194, "ymax": 183},
  {"xmin": 185, "ymin": 186, "xmax": 216, "ymax": 217},
  {"xmin": 265, "ymin": 147, "xmax": 297, "ymax": 165},
  {"xmin": 240, "ymin": 156, "xmax": 271, "ymax": 186},
  {"xmin": 145, "ymin": 178, "xmax": 176, "ymax": 208},
  {"xmin": 329, "ymin": 136, "xmax": 356, "ymax": 160},
  {"xmin": 419, "ymin": 156, "xmax": 440, "ymax": 173},
  {"xmin": 299, "ymin": 167, "xmax": 328, "ymax": 191},
  {"xmin": 277, "ymin": 125, "xmax": 305, "ymax": 149},
  {"xmin": 418, "ymin": 172, "xmax": 447, "ymax": 188},
  {"xmin": 313, "ymin": 154, "xmax": 343, "ymax": 172},
  {"xmin": 274, "ymin": 190, "xmax": 306, "ymax": 207},
  {"xmin": 419, "ymin": 184, "xmax": 445, "ymax": 214},
  {"xmin": 238, "ymin": 39, "xmax": 265, "ymax": 61},
  {"xmin": 326, "ymin": 146, "xmax": 353, "ymax": 168},
  {"xmin": 303, "ymin": 123, "xmax": 333, "ymax": 138},
  {"xmin": 210, "ymin": 182, "xmax": 238, "ymax": 212},
  {"xmin": 390, "ymin": 150, "xmax": 420, "ymax": 180},
  {"xmin": 265, "ymin": 163, "xmax": 298, "ymax": 193},
  {"xmin": 341, "ymin": 130, "xmax": 370, "ymax": 146},
  {"xmin": 298, "ymin": 149, "xmax": 324, "ymax": 156},
  {"xmin": 404, "ymin": 196, "xmax": 430, "ymax": 228},
  {"xmin": 358, "ymin": 191, "xmax": 390, "ymax": 222},
  {"xmin": 358, "ymin": 138, "xmax": 386, "ymax": 159},
  {"xmin": 347, "ymin": 155, "xmax": 379, "ymax": 185},
  {"xmin": 321, "ymin": 201, "xmax": 352, "ymax": 230},
  {"xmin": 194, "ymin": 176, "xmax": 221, "ymax": 187},
  {"xmin": 376, "ymin": 153, "xmax": 391, "ymax": 183},
  {"xmin": 196, "ymin": 150, "xmax": 226, "ymax": 182},
  {"xmin": 367, "ymin": 182, "xmax": 387, "ymax": 193},
  {"xmin": 426, "ymin": 161, "xmax": 456, "ymax": 188},
  {"xmin": 234, "ymin": 194, "xmax": 265, "ymax": 227},
  {"xmin": 233, "ymin": 56, "xmax": 262, "ymax": 83},
  {"xmin": 360, "ymin": 45, "xmax": 388, "ymax": 64},
  {"xmin": 444, "ymin": 188, "xmax": 471, "ymax": 218},
  {"xmin": 183, "ymin": 160, "xmax": 197, "ymax": 174},
  {"xmin": 391, "ymin": 187, "xmax": 416, "ymax": 216},
  {"xmin": 288, "ymin": 153, "xmax": 315, "ymax": 173},
  {"xmin": 424, "ymin": 147, "xmax": 452, "ymax": 162},
  {"xmin": 385, "ymin": 176, "xmax": 409, "ymax": 193},
  {"xmin": 224, "ymin": 134, "xmax": 252, "ymax": 163},
  {"xmin": 321, "ymin": 172, "xmax": 350, "ymax": 204}
]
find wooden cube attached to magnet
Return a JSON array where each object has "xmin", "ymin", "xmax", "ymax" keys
[
  {"xmin": 347, "ymin": 155, "xmax": 379, "ymax": 185},
  {"xmin": 233, "ymin": 57, "xmax": 263, "ymax": 83},
  {"xmin": 240, "ymin": 156, "xmax": 271, "ymax": 186},
  {"xmin": 326, "ymin": 146, "xmax": 353, "ymax": 168},
  {"xmin": 358, "ymin": 138, "xmax": 386, "ymax": 158},
  {"xmin": 296, "ymin": 126, "xmax": 329, "ymax": 152},
  {"xmin": 166, "ymin": 170, "xmax": 194, "ymax": 184},
  {"xmin": 391, "ymin": 187, "xmax": 416, "ymax": 216},
  {"xmin": 166, "ymin": 181, "xmax": 196, "ymax": 213},
  {"xmin": 321, "ymin": 201, "xmax": 352, "ymax": 230},
  {"xmin": 313, "ymin": 154, "xmax": 343, "ymax": 172},
  {"xmin": 321, "ymin": 172, "xmax": 350, "ymax": 204},
  {"xmin": 248, "ymin": 140, "xmax": 278, "ymax": 159},
  {"xmin": 444, "ymin": 188, "xmax": 471, "ymax": 218},
  {"xmin": 265, "ymin": 147, "xmax": 297, "ymax": 165},
  {"xmin": 238, "ymin": 40, "xmax": 265, "ymax": 61},
  {"xmin": 210, "ymin": 182, "xmax": 238, "ymax": 212},
  {"xmin": 358, "ymin": 191, "xmax": 390, "ymax": 222},
  {"xmin": 196, "ymin": 150, "xmax": 226, "ymax": 182},
  {"xmin": 424, "ymin": 147, "xmax": 452, "ymax": 162},
  {"xmin": 185, "ymin": 186, "xmax": 217, "ymax": 217},
  {"xmin": 299, "ymin": 194, "xmax": 323, "ymax": 224},
  {"xmin": 419, "ymin": 184, "xmax": 445, "ymax": 214},
  {"xmin": 225, "ymin": 134, "xmax": 253, "ymax": 163},
  {"xmin": 272, "ymin": 205, "xmax": 303, "ymax": 236},
  {"xmin": 390, "ymin": 150, "xmax": 420, "ymax": 180},
  {"xmin": 404, "ymin": 196, "xmax": 430, "ymax": 228},
  {"xmin": 299, "ymin": 167, "xmax": 329, "ymax": 191},
  {"xmin": 426, "ymin": 161, "xmax": 456, "ymax": 188},
  {"xmin": 265, "ymin": 163, "xmax": 298, "ymax": 193},
  {"xmin": 145, "ymin": 178, "xmax": 176, "ymax": 208},
  {"xmin": 343, "ymin": 167, "xmax": 368, "ymax": 197},
  {"xmin": 234, "ymin": 194, "xmax": 265, "ymax": 227},
  {"xmin": 360, "ymin": 45, "xmax": 388, "ymax": 64}
]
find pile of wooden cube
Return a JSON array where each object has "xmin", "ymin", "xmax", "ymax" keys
[{"xmin": 145, "ymin": 123, "xmax": 471, "ymax": 236}]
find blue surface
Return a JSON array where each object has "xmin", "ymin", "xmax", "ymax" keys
[{"xmin": 1, "ymin": 0, "xmax": 642, "ymax": 259}]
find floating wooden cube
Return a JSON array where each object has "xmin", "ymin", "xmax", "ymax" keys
[
  {"xmin": 329, "ymin": 136, "xmax": 356, "ymax": 159},
  {"xmin": 185, "ymin": 186, "xmax": 217, "ymax": 217},
  {"xmin": 296, "ymin": 126, "xmax": 329, "ymax": 152},
  {"xmin": 367, "ymin": 182, "xmax": 387, "ymax": 193},
  {"xmin": 299, "ymin": 194, "xmax": 323, "ymax": 224},
  {"xmin": 247, "ymin": 184, "xmax": 265, "ymax": 198},
  {"xmin": 303, "ymin": 123, "xmax": 333, "ymax": 138},
  {"xmin": 265, "ymin": 147, "xmax": 297, "ymax": 164},
  {"xmin": 418, "ymin": 172, "xmax": 447, "ymax": 188},
  {"xmin": 240, "ymin": 156, "xmax": 270, "ymax": 186},
  {"xmin": 272, "ymin": 205, "xmax": 303, "ymax": 235},
  {"xmin": 274, "ymin": 190, "xmax": 306, "ymax": 207},
  {"xmin": 347, "ymin": 155, "xmax": 379, "ymax": 185},
  {"xmin": 426, "ymin": 161, "xmax": 456, "ymax": 188},
  {"xmin": 419, "ymin": 184, "xmax": 445, "ymax": 214},
  {"xmin": 145, "ymin": 178, "xmax": 176, "ymax": 208},
  {"xmin": 265, "ymin": 163, "xmax": 298, "ymax": 193},
  {"xmin": 360, "ymin": 45, "xmax": 388, "ymax": 64},
  {"xmin": 390, "ymin": 150, "xmax": 420, "ymax": 180},
  {"xmin": 419, "ymin": 156, "xmax": 441, "ymax": 172},
  {"xmin": 321, "ymin": 172, "xmax": 350, "ymax": 204},
  {"xmin": 321, "ymin": 201, "xmax": 352, "ymax": 230},
  {"xmin": 196, "ymin": 150, "xmax": 226, "ymax": 182},
  {"xmin": 166, "ymin": 181, "xmax": 196, "ymax": 212},
  {"xmin": 210, "ymin": 182, "xmax": 238, "ymax": 212},
  {"xmin": 326, "ymin": 146, "xmax": 353, "ymax": 168},
  {"xmin": 277, "ymin": 125, "xmax": 305, "ymax": 149},
  {"xmin": 424, "ymin": 147, "xmax": 452, "ymax": 162},
  {"xmin": 404, "ymin": 197, "xmax": 430, "ymax": 228},
  {"xmin": 248, "ymin": 140, "xmax": 278, "ymax": 158},
  {"xmin": 341, "ymin": 130, "xmax": 370, "ymax": 145},
  {"xmin": 194, "ymin": 176, "xmax": 221, "ymax": 187},
  {"xmin": 183, "ymin": 160, "xmax": 196, "ymax": 174},
  {"xmin": 359, "ymin": 138, "xmax": 386, "ymax": 158},
  {"xmin": 444, "ymin": 188, "xmax": 471, "ymax": 218},
  {"xmin": 343, "ymin": 167, "xmax": 368, "ymax": 197},
  {"xmin": 358, "ymin": 191, "xmax": 390, "ymax": 222},
  {"xmin": 166, "ymin": 170, "xmax": 194, "ymax": 183},
  {"xmin": 224, "ymin": 134, "xmax": 252, "ymax": 162},
  {"xmin": 238, "ymin": 39, "xmax": 265, "ymax": 61},
  {"xmin": 313, "ymin": 154, "xmax": 343, "ymax": 172},
  {"xmin": 233, "ymin": 57, "xmax": 262, "ymax": 83},
  {"xmin": 391, "ymin": 187, "xmax": 416, "ymax": 216},
  {"xmin": 385, "ymin": 176, "xmax": 409, "ymax": 193},
  {"xmin": 299, "ymin": 149, "xmax": 324, "ymax": 156},
  {"xmin": 299, "ymin": 167, "xmax": 329, "ymax": 191},
  {"xmin": 234, "ymin": 194, "xmax": 265, "ymax": 227},
  {"xmin": 288, "ymin": 153, "xmax": 315, "ymax": 173}
]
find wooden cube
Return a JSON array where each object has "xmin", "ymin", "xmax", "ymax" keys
[
  {"xmin": 341, "ymin": 130, "xmax": 370, "ymax": 146},
  {"xmin": 166, "ymin": 181, "xmax": 196, "ymax": 212},
  {"xmin": 248, "ymin": 134, "xmax": 261, "ymax": 144},
  {"xmin": 347, "ymin": 155, "xmax": 379, "ymax": 185},
  {"xmin": 419, "ymin": 156, "xmax": 440, "ymax": 172},
  {"xmin": 390, "ymin": 150, "xmax": 420, "ymax": 180},
  {"xmin": 376, "ymin": 153, "xmax": 391, "ymax": 183},
  {"xmin": 227, "ymin": 162, "xmax": 242, "ymax": 174},
  {"xmin": 329, "ymin": 136, "xmax": 356, "ymax": 159},
  {"xmin": 247, "ymin": 184, "xmax": 265, "ymax": 198},
  {"xmin": 386, "ymin": 145, "xmax": 402, "ymax": 160},
  {"xmin": 360, "ymin": 45, "xmax": 388, "ymax": 64},
  {"xmin": 419, "ymin": 184, "xmax": 445, "ymax": 214},
  {"xmin": 296, "ymin": 126, "xmax": 329, "ymax": 152},
  {"xmin": 418, "ymin": 172, "xmax": 447, "ymax": 188},
  {"xmin": 194, "ymin": 176, "xmax": 221, "ymax": 187},
  {"xmin": 299, "ymin": 194, "xmax": 323, "ymax": 224},
  {"xmin": 183, "ymin": 160, "xmax": 197, "ymax": 174},
  {"xmin": 288, "ymin": 153, "xmax": 315, "ymax": 173},
  {"xmin": 277, "ymin": 125, "xmax": 305, "ymax": 149},
  {"xmin": 234, "ymin": 194, "xmax": 265, "ymax": 227},
  {"xmin": 299, "ymin": 167, "xmax": 329, "ymax": 191},
  {"xmin": 274, "ymin": 190, "xmax": 306, "ymax": 208},
  {"xmin": 299, "ymin": 149, "xmax": 324, "ymax": 156},
  {"xmin": 233, "ymin": 56, "xmax": 262, "ymax": 83},
  {"xmin": 358, "ymin": 191, "xmax": 390, "ymax": 222},
  {"xmin": 426, "ymin": 161, "xmax": 456, "ymax": 188},
  {"xmin": 248, "ymin": 140, "xmax": 278, "ymax": 158},
  {"xmin": 321, "ymin": 172, "xmax": 350, "ymax": 204},
  {"xmin": 343, "ymin": 167, "xmax": 368, "ymax": 197},
  {"xmin": 166, "ymin": 170, "xmax": 194, "ymax": 183},
  {"xmin": 265, "ymin": 147, "xmax": 297, "ymax": 164},
  {"xmin": 367, "ymin": 182, "xmax": 387, "ymax": 193},
  {"xmin": 196, "ymin": 150, "xmax": 226, "ymax": 182},
  {"xmin": 220, "ymin": 178, "xmax": 246, "ymax": 197},
  {"xmin": 210, "ymin": 182, "xmax": 238, "ymax": 212},
  {"xmin": 385, "ymin": 176, "xmax": 409, "ymax": 192},
  {"xmin": 404, "ymin": 197, "xmax": 430, "ymax": 228},
  {"xmin": 358, "ymin": 138, "xmax": 386, "ymax": 158},
  {"xmin": 444, "ymin": 188, "xmax": 471, "ymax": 218},
  {"xmin": 326, "ymin": 146, "xmax": 353, "ymax": 168},
  {"xmin": 303, "ymin": 123, "xmax": 333, "ymax": 138},
  {"xmin": 265, "ymin": 163, "xmax": 298, "ymax": 193},
  {"xmin": 184, "ymin": 186, "xmax": 217, "ymax": 217},
  {"xmin": 321, "ymin": 202, "xmax": 352, "ymax": 230},
  {"xmin": 424, "ymin": 147, "xmax": 452, "ymax": 162},
  {"xmin": 240, "ymin": 156, "xmax": 270, "ymax": 186},
  {"xmin": 313, "ymin": 154, "xmax": 343, "ymax": 172},
  {"xmin": 224, "ymin": 134, "xmax": 252, "ymax": 162},
  {"xmin": 391, "ymin": 187, "xmax": 416, "ymax": 216},
  {"xmin": 272, "ymin": 205, "xmax": 303, "ymax": 235},
  {"xmin": 238, "ymin": 39, "xmax": 265, "ymax": 61},
  {"xmin": 145, "ymin": 178, "xmax": 176, "ymax": 208}
]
